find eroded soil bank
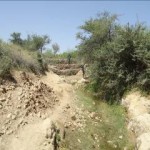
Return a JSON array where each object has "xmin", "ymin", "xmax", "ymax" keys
[
  {"xmin": 122, "ymin": 91, "xmax": 150, "ymax": 150},
  {"xmin": 0, "ymin": 70, "xmax": 135, "ymax": 150}
]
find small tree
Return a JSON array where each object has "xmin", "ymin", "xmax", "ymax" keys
[
  {"xmin": 52, "ymin": 43, "xmax": 60, "ymax": 55},
  {"xmin": 23, "ymin": 34, "xmax": 50, "ymax": 53},
  {"xmin": 77, "ymin": 11, "xmax": 150, "ymax": 103},
  {"xmin": 31, "ymin": 34, "xmax": 50, "ymax": 53},
  {"xmin": 10, "ymin": 32, "xmax": 23, "ymax": 46}
]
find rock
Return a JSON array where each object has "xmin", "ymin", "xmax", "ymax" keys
[
  {"xmin": 45, "ymin": 129, "xmax": 51, "ymax": 139},
  {"xmin": 63, "ymin": 109, "xmax": 66, "ymax": 112},
  {"xmin": 0, "ymin": 104, "xmax": 2, "ymax": 109},
  {"xmin": 89, "ymin": 112, "xmax": 97, "ymax": 119},
  {"xmin": 71, "ymin": 128, "xmax": 75, "ymax": 131},
  {"xmin": 77, "ymin": 78, "xmax": 86, "ymax": 84},
  {"xmin": 19, "ymin": 91, "xmax": 23, "ymax": 96},
  {"xmin": 37, "ymin": 112, "xmax": 41, "ymax": 118},
  {"xmin": 77, "ymin": 139, "xmax": 81, "ymax": 143},
  {"xmin": 44, "ymin": 142, "xmax": 47, "ymax": 146},
  {"xmin": 17, "ymin": 105, "xmax": 21, "ymax": 109},
  {"xmin": 14, "ymin": 110, "xmax": 19, "ymax": 115},
  {"xmin": 107, "ymin": 141, "xmax": 117, "ymax": 148},
  {"xmin": 128, "ymin": 114, "xmax": 150, "ymax": 137},
  {"xmin": 18, "ymin": 97, "xmax": 21, "ymax": 101},
  {"xmin": 41, "ymin": 114, "xmax": 46, "ymax": 119},
  {"xmin": 77, "ymin": 123, "xmax": 83, "ymax": 128},
  {"xmin": 0, "ymin": 97, "xmax": 6, "ymax": 102},
  {"xmin": 0, "ymin": 132, "xmax": 4, "ymax": 136},
  {"xmin": 6, "ymin": 130, "xmax": 13, "ymax": 135},
  {"xmin": 70, "ymin": 80, "xmax": 77, "ymax": 85},
  {"xmin": 7, "ymin": 94, "xmax": 11, "ymax": 100},
  {"xmin": 123, "ymin": 92, "xmax": 150, "ymax": 150},
  {"xmin": 4, "ymin": 120, "xmax": 10, "ymax": 125},
  {"xmin": 119, "ymin": 135, "xmax": 123, "ymax": 139},
  {"xmin": 9, "ymin": 85, "xmax": 15, "ymax": 90},
  {"xmin": 0, "ymin": 87, "xmax": 6, "ymax": 93},
  {"xmin": 55, "ymin": 99, "xmax": 59, "ymax": 102},
  {"xmin": 12, "ymin": 115, "xmax": 16, "ymax": 120},
  {"xmin": 107, "ymin": 141, "xmax": 113, "ymax": 144},
  {"xmin": 124, "ymin": 147, "xmax": 127, "ymax": 150},
  {"xmin": 22, "ymin": 121, "xmax": 28, "ymax": 126},
  {"xmin": 17, "ymin": 119, "xmax": 23, "ymax": 127},
  {"xmin": 114, "ymin": 145, "xmax": 117, "ymax": 148},
  {"xmin": 66, "ymin": 104, "xmax": 70, "ymax": 109},
  {"xmin": 71, "ymin": 115, "xmax": 76, "ymax": 121},
  {"xmin": 136, "ymin": 132, "xmax": 150, "ymax": 150},
  {"xmin": 64, "ymin": 122, "xmax": 72, "ymax": 128},
  {"xmin": 0, "ymin": 88, "xmax": 3, "ymax": 92},
  {"xmin": 64, "ymin": 124, "xmax": 69, "ymax": 128},
  {"xmin": 95, "ymin": 117, "xmax": 99, "ymax": 120},
  {"xmin": 93, "ymin": 102, "xmax": 96, "ymax": 105},
  {"xmin": 7, "ymin": 113, "xmax": 12, "ymax": 119}
]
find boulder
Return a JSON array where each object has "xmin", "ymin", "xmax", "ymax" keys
[
  {"xmin": 136, "ymin": 132, "xmax": 150, "ymax": 150},
  {"xmin": 0, "ymin": 97, "xmax": 6, "ymax": 102},
  {"xmin": 128, "ymin": 114, "xmax": 150, "ymax": 137}
]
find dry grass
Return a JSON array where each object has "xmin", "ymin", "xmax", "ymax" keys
[{"xmin": 0, "ymin": 42, "xmax": 43, "ymax": 77}]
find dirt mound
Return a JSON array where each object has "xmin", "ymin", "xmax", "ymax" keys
[
  {"xmin": 20, "ymin": 80, "xmax": 58, "ymax": 116},
  {"xmin": 0, "ymin": 70, "xmax": 86, "ymax": 150},
  {"xmin": 0, "ymin": 72, "xmax": 59, "ymax": 137}
]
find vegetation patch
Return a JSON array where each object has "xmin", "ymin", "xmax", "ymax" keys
[
  {"xmin": 0, "ymin": 41, "xmax": 47, "ymax": 78},
  {"xmin": 60, "ymin": 89, "xmax": 134, "ymax": 150},
  {"xmin": 77, "ymin": 11, "xmax": 150, "ymax": 103}
]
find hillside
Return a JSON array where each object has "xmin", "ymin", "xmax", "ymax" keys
[{"xmin": 1, "ymin": 10, "xmax": 150, "ymax": 149}]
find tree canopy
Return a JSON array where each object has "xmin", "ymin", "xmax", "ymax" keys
[
  {"xmin": 10, "ymin": 32, "xmax": 23, "ymax": 46},
  {"xmin": 9, "ymin": 33, "xmax": 51, "ymax": 53},
  {"xmin": 52, "ymin": 43, "xmax": 60, "ymax": 55},
  {"xmin": 23, "ymin": 34, "xmax": 50, "ymax": 53}
]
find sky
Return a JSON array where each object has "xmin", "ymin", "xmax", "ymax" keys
[{"xmin": 0, "ymin": 1, "xmax": 150, "ymax": 53}]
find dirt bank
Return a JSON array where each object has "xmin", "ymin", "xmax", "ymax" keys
[
  {"xmin": 0, "ymin": 70, "xmax": 85, "ymax": 150},
  {"xmin": 122, "ymin": 91, "xmax": 150, "ymax": 150}
]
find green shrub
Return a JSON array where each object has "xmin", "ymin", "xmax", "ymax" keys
[
  {"xmin": 0, "ymin": 56, "xmax": 11, "ymax": 77},
  {"xmin": 0, "ymin": 41, "xmax": 46, "ymax": 77},
  {"xmin": 77, "ymin": 12, "xmax": 150, "ymax": 103}
]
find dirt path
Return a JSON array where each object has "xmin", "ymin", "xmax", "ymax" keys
[
  {"xmin": 41, "ymin": 71, "xmax": 75, "ymax": 122},
  {"xmin": 0, "ymin": 71, "xmax": 82, "ymax": 150}
]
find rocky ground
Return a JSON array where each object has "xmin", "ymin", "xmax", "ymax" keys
[
  {"xmin": 0, "ymin": 65, "xmax": 149, "ymax": 150},
  {"xmin": 0, "ymin": 69, "xmax": 89, "ymax": 150},
  {"xmin": 122, "ymin": 91, "xmax": 150, "ymax": 150}
]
